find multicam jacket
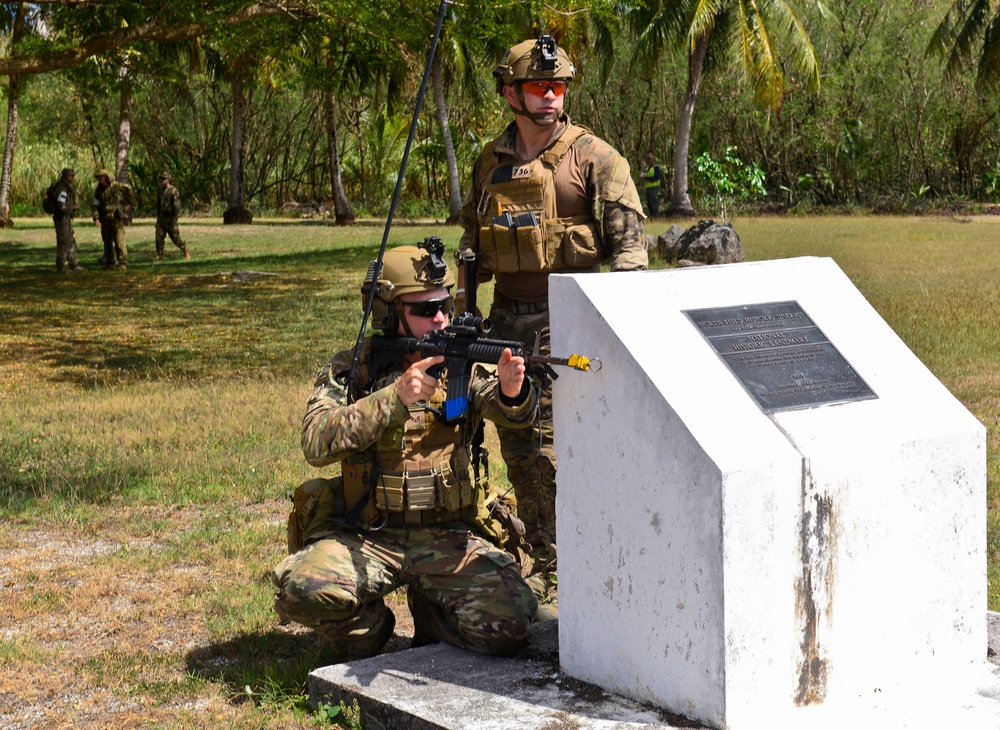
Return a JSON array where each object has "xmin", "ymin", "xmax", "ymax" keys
[
  {"xmin": 300, "ymin": 341, "xmax": 538, "ymax": 534},
  {"xmin": 157, "ymin": 184, "xmax": 181, "ymax": 220},
  {"xmin": 92, "ymin": 181, "xmax": 131, "ymax": 223},
  {"xmin": 51, "ymin": 179, "xmax": 77, "ymax": 219}
]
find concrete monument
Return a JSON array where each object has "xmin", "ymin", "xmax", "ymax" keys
[{"xmin": 552, "ymin": 257, "xmax": 997, "ymax": 729}]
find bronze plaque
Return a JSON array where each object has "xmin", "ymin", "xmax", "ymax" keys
[{"xmin": 685, "ymin": 301, "xmax": 877, "ymax": 413}]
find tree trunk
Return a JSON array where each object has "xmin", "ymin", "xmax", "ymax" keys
[
  {"xmin": 432, "ymin": 53, "xmax": 461, "ymax": 223},
  {"xmin": 323, "ymin": 86, "xmax": 354, "ymax": 225},
  {"xmin": 224, "ymin": 73, "xmax": 252, "ymax": 224},
  {"xmin": 0, "ymin": 3, "xmax": 27, "ymax": 228},
  {"xmin": 115, "ymin": 77, "xmax": 132, "ymax": 184},
  {"xmin": 670, "ymin": 33, "xmax": 710, "ymax": 218}
]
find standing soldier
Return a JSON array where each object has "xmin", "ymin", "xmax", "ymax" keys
[
  {"xmin": 457, "ymin": 35, "xmax": 647, "ymax": 611},
  {"xmin": 92, "ymin": 169, "xmax": 131, "ymax": 270},
  {"xmin": 49, "ymin": 168, "xmax": 82, "ymax": 273},
  {"xmin": 155, "ymin": 172, "xmax": 189, "ymax": 260}
]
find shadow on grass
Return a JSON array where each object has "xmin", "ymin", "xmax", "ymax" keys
[
  {"xmin": 1, "ymin": 242, "xmax": 378, "ymax": 387},
  {"xmin": 0, "ymin": 439, "xmax": 151, "ymax": 514},
  {"xmin": 185, "ymin": 629, "xmax": 346, "ymax": 704}
]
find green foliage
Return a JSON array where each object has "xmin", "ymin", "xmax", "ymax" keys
[
  {"xmin": 692, "ymin": 146, "xmax": 766, "ymax": 201},
  {"xmin": 315, "ymin": 699, "xmax": 364, "ymax": 729}
]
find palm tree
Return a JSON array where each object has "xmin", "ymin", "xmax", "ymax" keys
[
  {"xmin": 0, "ymin": 2, "xmax": 27, "ymax": 228},
  {"xmin": 622, "ymin": 0, "xmax": 821, "ymax": 216},
  {"xmin": 928, "ymin": 0, "xmax": 1000, "ymax": 89}
]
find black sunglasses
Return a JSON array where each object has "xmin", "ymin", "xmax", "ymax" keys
[{"xmin": 401, "ymin": 296, "xmax": 454, "ymax": 318}]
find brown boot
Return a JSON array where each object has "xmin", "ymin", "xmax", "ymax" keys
[{"xmin": 315, "ymin": 599, "xmax": 396, "ymax": 661}]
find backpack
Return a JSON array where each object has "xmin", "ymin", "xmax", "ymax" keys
[
  {"xmin": 42, "ymin": 183, "xmax": 58, "ymax": 215},
  {"xmin": 114, "ymin": 183, "xmax": 133, "ymax": 226}
]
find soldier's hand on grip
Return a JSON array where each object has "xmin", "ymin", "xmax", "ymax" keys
[
  {"xmin": 497, "ymin": 348, "xmax": 526, "ymax": 399},
  {"xmin": 395, "ymin": 355, "xmax": 445, "ymax": 406}
]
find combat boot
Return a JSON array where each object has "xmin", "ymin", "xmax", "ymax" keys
[
  {"xmin": 182, "ymin": 247, "xmax": 191, "ymax": 259},
  {"xmin": 408, "ymin": 589, "xmax": 467, "ymax": 650},
  {"xmin": 315, "ymin": 600, "xmax": 396, "ymax": 661},
  {"xmin": 153, "ymin": 254, "xmax": 164, "ymax": 261}
]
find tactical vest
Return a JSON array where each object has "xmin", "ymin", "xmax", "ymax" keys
[
  {"xmin": 475, "ymin": 124, "xmax": 603, "ymax": 275},
  {"xmin": 285, "ymin": 354, "xmax": 510, "ymax": 553}
]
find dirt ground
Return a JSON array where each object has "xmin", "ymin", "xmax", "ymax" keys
[{"xmin": 0, "ymin": 506, "xmax": 416, "ymax": 729}]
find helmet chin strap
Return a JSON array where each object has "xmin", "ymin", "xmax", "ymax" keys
[{"xmin": 395, "ymin": 301, "xmax": 416, "ymax": 337}]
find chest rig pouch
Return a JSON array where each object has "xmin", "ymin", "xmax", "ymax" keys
[
  {"xmin": 476, "ymin": 125, "xmax": 603, "ymax": 275},
  {"xmin": 341, "ymin": 384, "xmax": 476, "ymax": 527}
]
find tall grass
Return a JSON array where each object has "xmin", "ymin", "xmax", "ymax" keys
[{"xmin": 1, "ymin": 216, "xmax": 998, "ymax": 728}]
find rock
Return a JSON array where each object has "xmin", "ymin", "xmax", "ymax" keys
[
  {"xmin": 673, "ymin": 219, "xmax": 744, "ymax": 265},
  {"xmin": 645, "ymin": 234, "xmax": 656, "ymax": 252},
  {"xmin": 279, "ymin": 199, "xmax": 319, "ymax": 217},
  {"xmin": 655, "ymin": 225, "xmax": 687, "ymax": 262}
]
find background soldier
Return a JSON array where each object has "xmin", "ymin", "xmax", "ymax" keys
[
  {"xmin": 271, "ymin": 244, "xmax": 539, "ymax": 658},
  {"xmin": 92, "ymin": 169, "xmax": 131, "ymax": 270},
  {"xmin": 457, "ymin": 35, "xmax": 648, "ymax": 611},
  {"xmin": 50, "ymin": 168, "xmax": 82, "ymax": 273},
  {"xmin": 155, "ymin": 172, "xmax": 188, "ymax": 260}
]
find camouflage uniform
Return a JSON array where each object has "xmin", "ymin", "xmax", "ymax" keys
[
  {"xmin": 155, "ymin": 179, "xmax": 187, "ymax": 259},
  {"xmin": 458, "ymin": 115, "xmax": 647, "ymax": 595},
  {"xmin": 92, "ymin": 175, "xmax": 131, "ymax": 268},
  {"xmin": 271, "ymin": 344, "xmax": 540, "ymax": 658},
  {"xmin": 51, "ymin": 172, "xmax": 80, "ymax": 273}
]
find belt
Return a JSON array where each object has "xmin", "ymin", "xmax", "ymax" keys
[
  {"xmin": 494, "ymin": 291, "xmax": 549, "ymax": 316},
  {"xmin": 385, "ymin": 507, "xmax": 465, "ymax": 528}
]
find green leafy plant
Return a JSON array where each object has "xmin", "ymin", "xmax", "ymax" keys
[
  {"xmin": 693, "ymin": 146, "xmax": 767, "ymax": 202},
  {"xmin": 315, "ymin": 699, "xmax": 363, "ymax": 729}
]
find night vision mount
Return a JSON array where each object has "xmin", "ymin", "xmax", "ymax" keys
[
  {"xmin": 536, "ymin": 35, "xmax": 558, "ymax": 72},
  {"xmin": 418, "ymin": 236, "xmax": 448, "ymax": 282}
]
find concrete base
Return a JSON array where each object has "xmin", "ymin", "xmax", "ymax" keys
[
  {"xmin": 308, "ymin": 621, "xmax": 705, "ymax": 730},
  {"xmin": 308, "ymin": 615, "xmax": 1000, "ymax": 729}
]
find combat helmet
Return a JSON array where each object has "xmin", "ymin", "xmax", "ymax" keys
[
  {"xmin": 94, "ymin": 169, "xmax": 112, "ymax": 181},
  {"xmin": 493, "ymin": 35, "xmax": 576, "ymax": 93},
  {"xmin": 361, "ymin": 239, "xmax": 455, "ymax": 334}
]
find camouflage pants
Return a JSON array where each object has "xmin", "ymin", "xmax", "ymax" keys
[
  {"xmin": 100, "ymin": 218, "xmax": 127, "ymax": 265},
  {"xmin": 53, "ymin": 215, "xmax": 78, "ymax": 271},
  {"xmin": 271, "ymin": 525, "xmax": 537, "ymax": 658},
  {"xmin": 155, "ymin": 216, "xmax": 185, "ymax": 255},
  {"xmin": 487, "ymin": 294, "xmax": 556, "ymax": 591}
]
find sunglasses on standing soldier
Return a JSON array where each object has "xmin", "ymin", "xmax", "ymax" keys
[
  {"xmin": 401, "ymin": 296, "xmax": 454, "ymax": 318},
  {"xmin": 520, "ymin": 79, "xmax": 568, "ymax": 98}
]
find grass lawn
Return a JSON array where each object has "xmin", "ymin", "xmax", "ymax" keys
[{"xmin": 1, "ymin": 214, "xmax": 997, "ymax": 728}]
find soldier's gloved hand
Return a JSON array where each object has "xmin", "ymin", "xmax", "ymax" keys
[
  {"xmin": 395, "ymin": 355, "xmax": 444, "ymax": 406},
  {"xmin": 497, "ymin": 348, "xmax": 526, "ymax": 399}
]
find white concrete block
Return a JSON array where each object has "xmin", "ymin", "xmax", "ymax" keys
[{"xmin": 551, "ymin": 257, "xmax": 996, "ymax": 729}]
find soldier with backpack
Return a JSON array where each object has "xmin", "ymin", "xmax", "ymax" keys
[
  {"xmin": 92, "ymin": 169, "xmax": 132, "ymax": 270},
  {"xmin": 45, "ymin": 168, "xmax": 82, "ymax": 273}
]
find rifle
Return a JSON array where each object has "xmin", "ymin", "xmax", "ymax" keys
[{"xmin": 369, "ymin": 310, "xmax": 600, "ymax": 425}]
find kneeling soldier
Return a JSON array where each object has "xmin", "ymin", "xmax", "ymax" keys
[{"xmin": 271, "ymin": 244, "xmax": 539, "ymax": 658}]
